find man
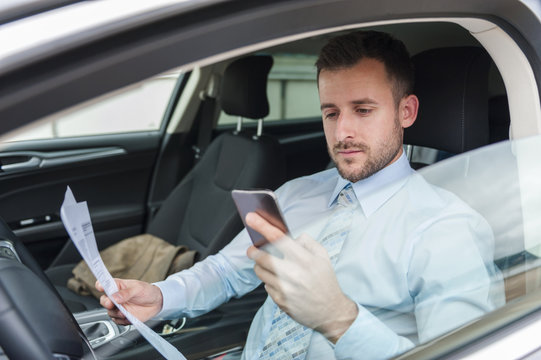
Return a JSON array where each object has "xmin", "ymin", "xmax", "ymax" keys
[{"xmin": 99, "ymin": 30, "xmax": 504, "ymax": 359}]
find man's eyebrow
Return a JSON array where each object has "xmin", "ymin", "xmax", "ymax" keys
[
  {"xmin": 320, "ymin": 103, "xmax": 336, "ymax": 110},
  {"xmin": 351, "ymin": 98, "xmax": 378, "ymax": 105},
  {"xmin": 320, "ymin": 98, "xmax": 378, "ymax": 111}
]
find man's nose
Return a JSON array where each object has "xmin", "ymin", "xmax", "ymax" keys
[{"xmin": 335, "ymin": 112, "xmax": 356, "ymax": 141}]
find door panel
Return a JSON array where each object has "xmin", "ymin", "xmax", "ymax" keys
[{"xmin": 0, "ymin": 132, "xmax": 161, "ymax": 269}]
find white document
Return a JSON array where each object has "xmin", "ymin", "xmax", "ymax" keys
[{"xmin": 60, "ymin": 187, "xmax": 186, "ymax": 360}]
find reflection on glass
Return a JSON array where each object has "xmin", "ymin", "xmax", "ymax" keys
[{"xmin": 419, "ymin": 135, "xmax": 541, "ymax": 305}]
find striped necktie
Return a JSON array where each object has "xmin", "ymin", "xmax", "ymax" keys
[{"xmin": 258, "ymin": 184, "xmax": 358, "ymax": 360}]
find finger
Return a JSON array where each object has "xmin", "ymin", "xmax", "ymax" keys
[
  {"xmin": 246, "ymin": 212, "xmax": 305, "ymax": 258},
  {"xmin": 112, "ymin": 317, "xmax": 132, "ymax": 326},
  {"xmin": 263, "ymin": 284, "xmax": 290, "ymax": 315},
  {"xmin": 247, "ymin": 244, "xmax": 278, "ymax": 269},
  {"xmin": 99, "ymin": 291, "xmax": 132, "ymax": 325},
  {"xmin": 246, "ymin": 244, "xmax": 264, "ymax": 261},
  {"xmin": 108, "ymin": 310, "xmax": 131, "ymax": 325},
  {"xmin": 100, "ymin": 294, "xmax": 115, "ymax": 310},
  {"xmin": 101, "ymin": 301, "xmax": 129, "ymax": 324},
  {"xmin": 245, "ymin": 212, "xmax": 288, "ymax": 243},
  {"xmin": 97, "ymin": 278, "xmax": 126, "ymax": 292},
  {"xmin": 247, "ymin": 245, "xmax": 283, "ymax": 275},
  {"xmin": 297, "ymin": 233, "xmax": 328, "ymax": 258},
  {"xmin": 107, "ymin": 308, "xmax": 125, "ymax": 320},
  {"xmin": 111, "ymin": 280, "xmax": 141, "ymax": 304},
  {"xmin": 253, "ymin": 263, "xmax": 280, "ymax": 288}
]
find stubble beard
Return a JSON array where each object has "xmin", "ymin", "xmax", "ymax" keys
[{"xmin": 330, "ymin": 117, "xmax": 403, "ymax": 183}]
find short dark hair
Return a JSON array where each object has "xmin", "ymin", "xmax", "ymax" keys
[{"xmin": 316, "ymin": 30, "xmax": 414, "ymax": 106}]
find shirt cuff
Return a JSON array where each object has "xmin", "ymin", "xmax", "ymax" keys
[
  {"xmin": 333, "ymin": 303, "xmax": 415, "ymax": 360},
  {"xmin": 152, "ymin": 278, "xmax": 186, "ymax": 320}
]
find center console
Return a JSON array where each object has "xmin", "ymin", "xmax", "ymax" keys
[{"xmin": 72, "ymin": 286, "xmax": 266, "ymax": 359}]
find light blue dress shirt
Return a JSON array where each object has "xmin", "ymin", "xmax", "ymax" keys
[{"xmin": 154, "ymin": 153, "xmax": 504, "ymax": 359}]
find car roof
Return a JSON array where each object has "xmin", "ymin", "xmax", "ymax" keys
[
  {"xmin": 0, "ymin": 0, "xmax": 539, "ymax": 137},
  {"xmin": 0, "ymin": 0, "xmax": 76, "ymax": 24},
  {"xmin": 0, "ymin": 0, "xmax": 214, "ymax": 70}
]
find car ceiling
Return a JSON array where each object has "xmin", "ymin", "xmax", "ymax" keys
[
  {"xmin": 253, "ymin": 22, "xmax": 505, "ymax": 98},
  {"xmin": 265, "ymin": 22, "xmax": 480, "ymax": 57}
]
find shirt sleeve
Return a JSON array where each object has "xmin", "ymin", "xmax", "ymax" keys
[
  {"xmin": 152, "ymin": 183, "xmax": 295, "ymax": 320},
  {"xmin": 407, "ymin": 210, "xmax": 504, "ymax": 343},
  {"xmin": 334, "ymin": 207, "xmax": 504, "ymax": 359},
  {"xmin": 153, "ymin": 228, "xmax": 262, "ymax": 319},
  {"xmin": 334, "ymin": 303, "xmax": 415, "ymax": 360}
]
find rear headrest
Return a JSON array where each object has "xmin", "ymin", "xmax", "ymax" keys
[
  {"xmin": 404, "ymin": 47, "xmax": 491, "ymax": 154},
  {"xmin": 220, "ymin": 55, "xmax": 273, "ymax": 120}
]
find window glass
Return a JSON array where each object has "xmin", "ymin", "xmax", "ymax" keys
[
  {"xmin": 217, "ymin": 54, "xmax": 321, "ymax": 125},
  {"xmin": 3, "ymin": 70, "xmax": 182, "ymax": 142},
  {"xmin": 406, "ymin": 134, "xmax": 541, "ymax": 353}
]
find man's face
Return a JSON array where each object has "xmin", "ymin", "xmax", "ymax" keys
[{"xmin": 318, "ymin": 58, "xmax": 415, "ymax": 183}]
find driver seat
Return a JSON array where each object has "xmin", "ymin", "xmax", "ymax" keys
[{"xmin": 404, "ymin": 46, "xmax": 491, "ymax": 167}]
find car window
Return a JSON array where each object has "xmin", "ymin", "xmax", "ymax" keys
[
  {"xmin": 395, "ymin": 134, "xmax": 541, "ymax": 358},
  {"xmin": 217, "ymin": 54, "xmax": 321, "ymax": 126},
  {"xmin": 2, "ymin": 69, "xmax": 182, "ymax": 142}
]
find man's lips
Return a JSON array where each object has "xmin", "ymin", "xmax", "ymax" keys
[
  {"xmin": 336, "ymin": 149, "xmax": 363, "ymax": 156},
  {"xmin": 333, "ymin": 142, "xmax": 368, "ymax": 158}
]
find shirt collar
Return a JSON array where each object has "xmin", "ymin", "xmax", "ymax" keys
[{"xmin": 328, "ymin": 152, "xmax": 414, "ymax": 216}]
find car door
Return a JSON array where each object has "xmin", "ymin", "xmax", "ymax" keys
[{"xmin": 0, "ymin": 70, "xmax": 188, "ymax": 270}]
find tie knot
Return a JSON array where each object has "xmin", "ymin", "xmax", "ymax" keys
[{"xmin": 337, "ymin": 184, "xmax": 357, "ymax": 208}]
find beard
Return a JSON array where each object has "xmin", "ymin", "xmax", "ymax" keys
[{"xmin": 329, "ymin": 116, "xmax": 403, "ymax": 183}]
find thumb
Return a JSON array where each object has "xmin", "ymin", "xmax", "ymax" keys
[
  {"xmin": 111, "ymin": 279, "xmax": 139, "ymax": 304},
  {"xmin": 112, "ymin": 288, "xmax": 131, "ymax": 304}
]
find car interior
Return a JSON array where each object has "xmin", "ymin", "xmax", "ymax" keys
[
  {"xmin": 46, "ymin": 54, "xmax": 287, "ymax": 314},
  {"xmin": 1, "ymin": 15, "xmax": 540, "ymax": 359}
]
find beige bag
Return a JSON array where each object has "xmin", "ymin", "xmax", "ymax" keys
[{"xmin": 67, "ymin": 234, "xmax": 196, "ymax": 299}]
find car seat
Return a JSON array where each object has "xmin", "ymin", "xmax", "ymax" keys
[
  {"xmin": 404, "ymin": 46, "xmax": 492, "ymax": 167},
  {"xmin": 47, "ymin": 55, "xmax": 286, "ymax": 312},
  {"xmin": 407, "ymin": 47, "xmax": 535, "ymax": 303},
  {"xmin": 488, "ymin": 94, "xmax": 511, "ymax": 143}
]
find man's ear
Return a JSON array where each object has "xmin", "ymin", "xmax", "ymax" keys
[{"xmin": 399, "ymin": 94, "xmax": 419, "ymax": 129}]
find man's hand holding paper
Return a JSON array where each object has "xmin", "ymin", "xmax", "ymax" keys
[
  {"xmin": 60, "ymin": 187, "xmax": 185, "ymax": 360},
  {"xmin": 96, "ymin": 278, "xmax": 163, "ymax": 326}
]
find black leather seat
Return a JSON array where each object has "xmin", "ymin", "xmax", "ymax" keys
[
  {"xmin": 405, "ymin": 46, "xmax": 492, "ymax": 167},
  {"xmin": 47, "ymin": 55, "xmax": 286, "ymax": 312},
  {"xmin": 147, "ymin": 55, "xmax": 285, "ymax": 261},
  {"xmin": 406, "ymin": 48, "xmax": 531, "ymax": 302},
  {"xmin": 488, "ymin": 94, "xmax": 510, "ymax": 143}
]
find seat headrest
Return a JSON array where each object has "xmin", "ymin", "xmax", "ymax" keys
[
  {"xmin": 220, "ymin": 55, "xmax": 273, "ymax": 120},
  {"xmin": 404, "ymin": 47, "xmax": 491, "ymax": 154}
]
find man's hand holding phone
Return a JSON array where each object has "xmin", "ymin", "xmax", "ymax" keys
[
  {"xmin": 231, "ymin": 189, "xmax": 290, "ymax": 249},
  {"xmin": 234, "ymin": 190, "xmax": 358, "ymax": 344}
]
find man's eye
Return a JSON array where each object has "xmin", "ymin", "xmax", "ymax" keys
[
  {"xmin": 356, "ymin": 108, "xmax": 372, "ymax": 115},
  {"xmin": 324, "ymin": 112, "xmax": 338, "ymax": 119}
]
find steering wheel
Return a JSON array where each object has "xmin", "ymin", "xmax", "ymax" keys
[{"xmin": 0, "ymin": 216, "xmax": 93, "ymax": 359}]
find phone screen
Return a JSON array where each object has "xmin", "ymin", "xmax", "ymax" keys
[{"xmin": 231, "ymin": 189, "xmax": 289, "ymax": 247}]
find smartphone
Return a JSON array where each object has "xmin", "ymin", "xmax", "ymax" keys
[{"xmin": 231, "ymin": 189, "xmax": 289, "ymax": 248}]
